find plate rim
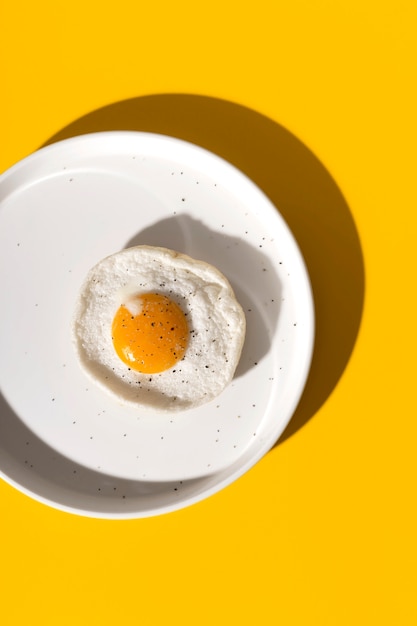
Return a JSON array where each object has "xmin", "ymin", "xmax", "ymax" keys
[{"xmin": 0, "ymin": 130, "xmax": 315, "ymax": 518}]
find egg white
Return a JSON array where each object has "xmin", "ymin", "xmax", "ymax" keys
[{"xmin": 72, "ymin": 245, "xmax": 246, "ymax": 411}]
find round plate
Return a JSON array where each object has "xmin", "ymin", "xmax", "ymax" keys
[{"xmin": 0, "ymin": 131, "xmax": 314, "ymax": 518}]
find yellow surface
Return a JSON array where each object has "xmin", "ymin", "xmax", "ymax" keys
[{"xmin": 1, "ymin": 1, "xmax": 416, "ymax": 624}]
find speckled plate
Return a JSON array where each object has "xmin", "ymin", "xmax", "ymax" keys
[{"xmin": 0, "ymin": 131, "xmax": 314, "ymax": 518}]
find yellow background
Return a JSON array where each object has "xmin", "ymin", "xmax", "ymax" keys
[{"xmin": 1, "ymin": 1, "xmax": 416, "ymax": 624}]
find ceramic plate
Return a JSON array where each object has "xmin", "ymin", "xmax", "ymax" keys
[{"xmin": 0, "ymin": 131, "xmax": 314, "ymax": 518}]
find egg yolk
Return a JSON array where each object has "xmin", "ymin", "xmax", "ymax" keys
[{"xmin": 111, "ymin": 293, "xmax": 188, "ymax": 374}]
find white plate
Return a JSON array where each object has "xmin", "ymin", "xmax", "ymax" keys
[{"xmin": 0, "ymin": 131, "xmax": 314, "ymax": 518}]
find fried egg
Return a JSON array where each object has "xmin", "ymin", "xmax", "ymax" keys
[{"xmin": 72, "ymin": 245, "xmax": 246, "ymax": 411}]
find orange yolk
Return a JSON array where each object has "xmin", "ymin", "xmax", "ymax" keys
[{"xmin": 111, "ymin": 293, "xmax": 188, "ymax": 374}]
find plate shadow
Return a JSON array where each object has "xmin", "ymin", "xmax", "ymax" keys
[{"xmin": 43, "ymin": 94, "xmax": 365, "ymax": 445}]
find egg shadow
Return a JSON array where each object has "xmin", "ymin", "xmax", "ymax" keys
[
  {"xmin": 124, "ymin": 214, "xmax": 281, "ymax": 379},
  {"xmin": 42, "ymin": 94, "xmax": 365, "ymax": 445}
]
